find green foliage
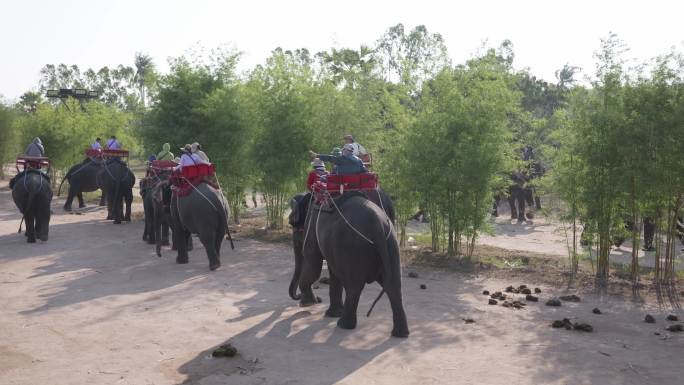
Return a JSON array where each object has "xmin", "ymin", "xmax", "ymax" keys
[
  {"xmin": 0, "ymin": 102, "xmax": 18, "ymax": 177},
  {"xmin": 404, "ymin": 53, "xmax": 517, "ymax": 256},
  {"xmin": 14, "ymin": 100, "xmax": 136, "ymax": 172}
]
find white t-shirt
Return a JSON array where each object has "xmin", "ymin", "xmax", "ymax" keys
[
  {"xmin": 176, "ymin": 153, "xmax": 209, "ymax": 170},
  {"xmin": 350, "ymin": 142, "xmax": 367, "ymax": 156}
]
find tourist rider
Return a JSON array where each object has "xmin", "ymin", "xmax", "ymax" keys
[
  {"xmin": 91, "ymin": 137, "xmax": 102, "ymax": 150},
  {"xmin": 191, "ymin": 142, "xmax": 209, "ymax": 162},
  {"xmin": 343, "ymin": 134, "xmax": 367, "ymax": 157},
  {"xmin": 306, "ymin": 158, "xmax": 328, "ymax": 191},
  {"xmin": 156, "ymin": 143, "xmax": 174, "ymax": 161},
  {"xmin": 310, "ymin": 144, "xmax": 366, "ymax": 175},
  {"xmin": 106, "ymin": 135, "xmax": 121, "ymax": 150},
  {"xmin": 176, "ymin": 144, "xmax": 209, "ymax": 171},
  {"xmin": 24, "ymin": 137, "xmax": 45, "ymax": 157}
]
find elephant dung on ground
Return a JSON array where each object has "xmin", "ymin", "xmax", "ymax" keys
[
  {"xmin": 11, "ymin": 170, "xmax": 53, "ymax": 243},
  {"xmin": 288, "ymin": 191, "xmax": 409, "ymax": 338}
]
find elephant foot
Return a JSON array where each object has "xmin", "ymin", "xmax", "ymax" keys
[
  {"xmin": 114, "ymin": 220, "xmax": 122, "ymax": 224},
  {"xmin": 79, "ymin": 204, "xmax": 86, "ymax": 209},
  {"xmin": 142, "ymin": 233, "xmax": 148, "ymax": 241},
  {"xmin": 27, "ymin": 237, "xmax": 36, "ymax": 243},
  {"xmin": 337, "ymin": 317, "xmax": 357, "ymax": 330},
  {"xmin": 63, "ymin": 206, "xmax": 72, "ymax": 212},
  {"xmin": 124, "ymin": 216, "xmax": 131, "ymax": 222},
  {"xmin": 299, "ymin": 293, "xmax": 320, "ymax": 307},
  {"xmin": 209, "ymin": 261, "xmax": 221, "ymax": 271},
  {"xmin": 176, "ymin": 256, "xmax": 189, "ymax": 264},
  {"xmin": 39, "ymin": 234, "xmax": 48, "ymax": 242},
  {"xmin": 325, "ymin": 307, "xmax": 344, "ymax": 318},
  {"xmin": 106, "ymin": 215, "xmax": 113, "ymax": 220},
  {"xmin": 162, "ymin": 239, "xmax": 170, "ymax": 246},
  {"xmin": 391, "ymin": 326, "xmax": 410, "ymax": 338}
]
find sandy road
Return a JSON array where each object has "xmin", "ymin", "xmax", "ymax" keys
[{"xmin": 1, "ymin": 181, "xmax": 683, "ymax": 385}]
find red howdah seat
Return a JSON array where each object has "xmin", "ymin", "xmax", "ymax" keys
[{"xmin": 16, "ymin": 156, "xmax": 50, "ymax": 171}]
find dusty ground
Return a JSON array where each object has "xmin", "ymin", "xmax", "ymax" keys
[{"xmin": 1, "ymin": 180, "xmax": 684, "ymax": 385}]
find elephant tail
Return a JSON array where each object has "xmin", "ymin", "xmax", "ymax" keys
[
  {"xmin": 367, "ymin": 214, "xmax": 399, "ymax": 317},
  {"xmin": 57, "ymin": 173, "xmax": 69, "ymax": 197}
]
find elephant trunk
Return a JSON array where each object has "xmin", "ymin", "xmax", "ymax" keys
[{"xmin": 288, "ymin": 230, "xmax": 304, "ymax": 300}]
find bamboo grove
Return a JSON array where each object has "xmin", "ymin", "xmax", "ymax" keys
[{"xmin": 1, "ymin": 26, "xmax": 682, "ymax": 287}]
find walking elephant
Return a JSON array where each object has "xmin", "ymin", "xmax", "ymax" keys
[
  {"xmin": 288, "ymin": 191, "xmax": 409, "ymax": 338},
  {"xmin": 58, "ymin": 158, "xmax": 105, "ymax": 211},
  {"xmin": 10, "ymin": 170, "xmax": 53, "ymax": 243},
  {"xmin": 98, "ymin": 159, "xmax": 135, "ymax": 224},
  {"xmin": 170, "ymin": 181, "xmax": 231, "ymax": 270}
]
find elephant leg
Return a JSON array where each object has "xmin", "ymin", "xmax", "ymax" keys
[
  {"xmin": 298, "ymin": 253, "xmax": 323, "ymax": 307},
  {"xmin": 26, "ymin": 214, "xmax": 36, "ymax": 243},
  {"xmin": 507, "ymin": 188, "xmax": 517, "ymax": 219},
  {"xmin": 124, "ymin": 189, "xmax": 133, "ymax": 222},
  {"xmin": 106, "ymin": 190, "xmax": 114, "ymax": 220},
  {"xmin": 161, "ymin": 220, "xmax": 170, "ymax": 246},
  {"xmin": 492, "ymin": 195, "xmax": 500, "ymax": 217},
  {"xmin": 200, "ymin": 233, "xmax": 220, "ymax": 271},
  {"xmin": 337, "ymin": 283, "xmax": 364, "ymax": 330},
  {"xmin": 99, "ymin": 190, "xmax": 106, "ymax": 206},
  {"xmin": 175, "ymin": 228, "xmax": 190, "ymax": 264},
  {"xmin": 64, "ymin": 189, "xmax": 74, "ymax": 211},
  {"xmin": 384, "ymin": 280, "xmax": 410, "ymax": 338},
  {"xmin": 515, "ymin": 189, "xmax": 526, "ymax": 222},
  {"xmin": 325, "ymin": 271, "xmax": 344, "ymax": 318},
  {"xmin": 77, "ymin": 192, "xmax": 85, "ymax": 208}
]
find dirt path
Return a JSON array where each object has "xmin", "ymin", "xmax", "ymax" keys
[
  {"xmin": 1, "ymin": 183, "xmax": 683, "ymax": 384},
  {"xmin": 408, "ymin": 204, "xmax": 684, "ymax": 270}
]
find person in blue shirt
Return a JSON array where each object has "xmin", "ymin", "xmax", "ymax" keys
[
  {"xmin": 106, "ymin": 135, "xmax": 121, "ymax": 150},
  {"xmin": 309, "ymin": 144, "xmax": 367, "ymax": 175},
  {"xmin": 91, "ymin": 137, "xmax": 102, "ymax": 150}
]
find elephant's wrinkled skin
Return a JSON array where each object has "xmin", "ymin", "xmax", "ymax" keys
[
  {"xmin": 288, "ymin": 192, "xmax": 409, "ymax": 338},
  {"xmin": 11, "ymin": 170, "xmax": 53, "ymax": 243},
  {"xmin": 170, "ymin": 182, "xmax": 229, "ymax": 270},
  {"xmin": 142, "ymin": 176, "xmax": 179, "ymax": 256},
  {"xmin": 58, "ymin": 158, "xmax": 105, "ymax": 211},
  {"xmin": 98, "ymin": 159, "xmax": 135, "ymax": 224}
]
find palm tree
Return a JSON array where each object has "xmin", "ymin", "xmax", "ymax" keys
[{"xmin": 134, "ymin": 53, "xmax": 154, "ymax": 108}]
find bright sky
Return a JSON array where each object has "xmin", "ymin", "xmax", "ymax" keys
[{"xmin": 1, "ymin": 0, "xmax": 682, "ymax": 101}]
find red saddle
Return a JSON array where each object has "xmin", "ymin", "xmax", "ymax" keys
[
  {"xmin": 170, "ymin": 164, "xmax": 217, "ymax": 198},
  {"xmin": 85, "ymin": 148, "xmax": 102, "ymax": 158},
  {"xmin": 312, "ymin": 172, "xmax": 379, "ymax": 204},
  {"xmin": 16, "ymin": 156, "xmax": 50, "ymax": 171},
  {"xmin": 102, "ymin": 149, "xmax": 129, "ymax": 158}
]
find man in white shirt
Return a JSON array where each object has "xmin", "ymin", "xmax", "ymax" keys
[
  {"xmin": 343, "ymin": 134, "xmax": 367, "ymax": 156},
  {"xmin": 176, "ymin": 144, "xmax": 210, "ymax": 170}
]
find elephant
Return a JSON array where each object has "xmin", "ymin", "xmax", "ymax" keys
[
  {"xmin": 288, "ymin": 191, "xmax": 409, "ymax": 338},
  {"xmin": 10, "ymin": 170, "xmax": 53, "ymax": 243},
  {"xmin": 170, "ymin": 181, "xmax": 231, "ymax": 270},
  {"xmin": 58, "ymin": 158, "xmax": 105, "ymax": 211},
  {"xmin": 98, "ymin": 159, "xmax": 135, "ymax": 224}
]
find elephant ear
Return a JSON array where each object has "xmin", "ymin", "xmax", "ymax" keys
[{"xmin": 288, "ymin": 198, "xmax": 300, "ymax": 228}]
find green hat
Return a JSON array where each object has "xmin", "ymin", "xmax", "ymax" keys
[{"xmin": 331, "ymin": 147, "xmax": 341, "ymax": 156}]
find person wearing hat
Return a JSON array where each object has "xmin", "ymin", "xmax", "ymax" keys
[
  {"xmin": 156, "ymin": 143, "xmax": 174, "ymax": 161},
  {"xmin": 191, "ymin": 142, "xmax": 209, "ymax": 162},
  {"xmin": 306, "ymin": 158, "xmax": 328, "ymax": 191},
  {"xmin": 24, "ymin": 137, "xmax": 45, "ymax": 157},
  {"xmin": 310, "ymin": 143, "xmax": 366, "ymax": 175},
  {"xmin": 175, "ymin": 144, "xmax": 209, "ymax": 170},
  {"xmin": 343, "ymin": 134, "xmax": 367, "ymax": 157}
]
